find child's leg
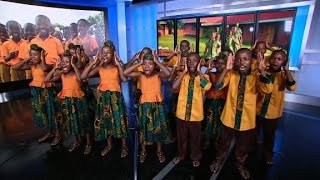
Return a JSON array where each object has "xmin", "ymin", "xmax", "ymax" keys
[
  {"xmin": 1, "ymin": 64, "xmax": 11, "ymax": 82},
  {"xmin": 156, "ymin": 142, "xmax": 165, "ymax": 163},
  {"xmin": 256, "ymin": 116, "xmax": 263, "ymax": 143},
  {"xmin": 189, "ymin": 121, "xmax": 202, "ymax": 167},
  {"xmin": 68, "ymin": 135, "xmax": 81, "ymax": 152},
  {"xmin": 120, "ymin": 138, "xmax": 128, "ymax": 158},
  {"xmin": 234, "ymin": 129, "xmax": 255, "ymax": 179},
  {"xmin": 10, "ymin": 67, "xmax": 19, "ymax": 81},
  {"xmin": 211, "ymin": 125, "xmax": 233, "ymax": 173},
  {"xmin": 140, "ymin": 141, "xmax": 147, "ymax": 163},
  {"xmin": 101, "ymin": 136, "xmax": 112, "ymax": 156},
  {"xmin": 84, "ymin": 133, "xmax": 92, "ymax": 155},
  {"xmin": 174, "ymin": 118, "xmax": 188, "ymax": 164},
  {"xmin": 51, "ymin": 128, "xmax": 61, "ymax": 146},
  {"xmin": 262, "ymin": 117, "xmax": 279, "ymax": 164}
]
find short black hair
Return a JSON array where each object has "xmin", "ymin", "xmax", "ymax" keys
[
  {"xmin": 6, "ymin": 20, "xmax": 21, "ymax": 29},
  {"xmin": 77, "ymin": 19, "xmax": 90, "ymax": 27},
  {"xmin": 270, "ymin": 49, "xmax": 287, "ymax": 61},
  {"xmin": 187, "ymin": 52, "xmax": 200, "ymax": 61},
  {"xmin": 180, "ymin": 40, "xmax": 190, "ymax": 46},
  {"xmin": 35, "ymin": 15, "xmax": 50, "ymax": 24},
  {"xmin": 235, "ymin": 48, "xmax": 252, "ymax": 59}
]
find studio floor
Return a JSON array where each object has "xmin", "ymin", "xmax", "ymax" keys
[{"xmin": 1, "ymin": 98, "xmax": 320, "ymax": 180}]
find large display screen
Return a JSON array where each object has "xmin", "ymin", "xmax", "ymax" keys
[{"xmin": 0, "ymin": 0, "xmax": 107, "ymax": 83}]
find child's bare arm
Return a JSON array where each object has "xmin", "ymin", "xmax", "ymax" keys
[
  {"xmin": 114, "ymin": 54, "xmax": 128, "ymax": 82},
  {"xmin": 153, "ymin": 50, "xmax": 170, "ymax": 78},
  {"xmin": 44, "ymin": 62, "xmax": 61, "ymax": 82},
  {"xmin": 123, "ymin": 57, "xmax": 143, "ymax": 78},
  {"xmin": 12, "ymin": 57, "xmax": 31, "ymax": 70}
]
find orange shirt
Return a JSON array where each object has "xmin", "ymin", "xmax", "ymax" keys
[
  {"xmin": 80, "ymin": 35, "xmax": 99, "ymax": 56},
  {"xmin": 97, "ymin": 66, "xmax": 121, "ymax": 92},
  {"xmin": 0, "ymin": 41, "xmax": 3, "ymax": 63},
  {"xmin": 1, "ymin": 38, "xmax": 27, "ymax": 65},
  {"xmin": 206, "ymin": 73, "xmax": 228, "ymax": 99},
  {"xmin": 58, "ymin": 73, "xmax": 84, "ymax": 99},
  {"xmin": 29, "ymin": 65, "xmax": 53, "ymax": 88},
  {"xmin": 140, "ymin": 73, "xmax": 163, "ymax": 103},
  {"xmin": 18, "ymin": 41, "xmax": 31, "ymax": 60},
  {"xmin": 30, "ymin": 35, "xmax": 64, "ymax": 65}
]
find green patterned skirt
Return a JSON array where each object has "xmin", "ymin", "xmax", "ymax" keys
[
  {"xmin": 94, "ymin": 90, "xmax": 128, "ymax": 141},
  {"xmin": 31, "ymin": 87, "xmax": 59, "ymax": 130},
  {"xmin": 139, "ymin": 102, "xmax": 170, "ymax": 145},
  {"xmin": 59, "ymin": 97, "xmax": 92, "ymax": 136},
  {"xmin": 203, "ymin": 98, "xmax": 225, "ymax": 139}
]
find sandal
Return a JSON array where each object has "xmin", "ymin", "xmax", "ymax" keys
[
  {"xmin": 210, "ymin": 160, "xmax": 221, "ymax": 173},
  {"xmin": 237, "ymin": 166, "xmax": 251, "ymax": 180},
  {"xmin": 101, "ymin": 146, "xmax": 112, "ymax": 157},
  {"xmin": 84, "ymin": 145, "xmax": 92, "ymax": 155},
  {"xmin": 50, "ymin": 136, "xmax": 61, "ymax": 146},
  {"xmin": 38, "ymin": 133, "xmax": 54, "ymax": 143},
  {"xmin": 120, "ymin": 146, "xmax": 129, "ymax": 158},
  {"xmin": 68, "ymin": 142, "xmax": 80, "ymax": 152},
  {"xmin": 156, "ymin": 151, "xmax": 166, "ymax": 163},
  {"xmin": 172, "ymin": 156, "xmax": 183, "ymax": 165},
  {"xmin": 139, "ymin": 151, "xmax": 147, "ymax": 163},
  {"xmin": 192, "ymin": 160, "xmax": 200, "ymax": 168}
]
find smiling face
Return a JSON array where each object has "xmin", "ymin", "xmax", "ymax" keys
[
  {"xmin": 180, "ymin": 40, "xmax": 190, "ymax": 54},
  {"xmin": 0, "ymin": 24, "xmax": 8, "ymax": 42},
  {"xmin": 269, "ymin": 51, "xmax": 287, "ymax": 71},
  {"xmin": 35, "ymin": 16, "xmax": 50, "ymax": 38},
  {"xmin": 101, "ymin": 46, "xmax": 114, "ymax": 64},
  {"xmin": 24, "ymin": 23, "xmax": 36, "ymax": 42},
  {"xmin": 7, "ymin": 21, "xmax": 21, "ymax": 40},
  {"xmin": 29, "ymin": 49, "xmax": 41, "ymax": 65},
  {"xmin": 186, "ymin": 53, "xmax": 200, "ymax": 73},
  {"xmin": 235, "ymin": 49, "xmax": 252, "ymax": 74}
]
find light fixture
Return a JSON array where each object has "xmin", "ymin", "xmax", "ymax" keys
[
  {"xmin": 284, "ymin": 20, "xmax": 292, "ymax": 32},
  {"xmin": 249, "ymin": 27, "xmax": 254, "ymax": 32}
]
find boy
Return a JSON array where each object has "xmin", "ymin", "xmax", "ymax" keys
[
  {"xmin": 31, "ymin": 15, "xmax": 64, "ymax": 65},
  {"xmin": 163, "ymin": 40, "xmax": 190, "ymax": 67},
  {"xmin": 0, "ymin": 23, "xmax": 9, "ymax": 82},
  {"xmin": 18, "ymin": 23, "xmax": 36, "ymax": 79},
  {"xmin": 256, "ymin": 50, "xmax": 296, "ymax": 165},
  {"xmin": 1, "ymin": 20, "xmax": 26, "ymax": 81},
  {"xmin": 172, "ymin": 52, "xmax": 212, "ymax": 167},
  {"xmin": 77, "ymin": 19, "xmax": 99, "ymax": 60},
  {"xmin": 210, "ymin": 48, "xmax": 273, "ymax": 179}
]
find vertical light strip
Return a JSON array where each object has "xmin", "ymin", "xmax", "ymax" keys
[{"xmin": 116, "ymin": 1, "xmax": 128, "ymax": 61}]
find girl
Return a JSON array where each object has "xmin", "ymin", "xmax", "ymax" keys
[
  {"xmin": 44, "ymin": 50, "xmax": 92, "ymax": 155},
  {"xmin": 81, "ymin": 41, "xmax": 129, "ymax": 158},
  {"xmin": 12, "ymin": 44, "xmax": 59, "ymax": 144},
  {"xmin": 123, "ymin": 50, "xmax": 171, "ymax": 163},
  {"xmin": 202, "ymin": 53, "xmax": 228, "ymax": 150}
]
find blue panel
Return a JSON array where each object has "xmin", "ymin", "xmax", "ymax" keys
[{"xmin": 289, "ymin": 5, "xmax": 309, "ymax": 68}]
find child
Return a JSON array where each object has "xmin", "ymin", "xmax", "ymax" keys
[
  {"xmin": 202, "ymin": 53, "xmax": 228, "ymax": 150},
  {"xmin": 0, "ymin": 23, "xmax": 9, "ymax": 83},
  {"xmin": 172, "ymin": 52, "xmax": 212, "ymax": 168},
  {"xmin": 251, "ymin": 40, "xmax": 275, "ymax": 71},
  {"xmin": 256, "ymin": 50, "xmax": 296, "ymax": 165},
  {"xmin": 163, "ymin": 40, "xmax": 190, "ymax": 67},
  {"xmin": 81, "ymin": 41, "xmax": 129, "ymax": 158},
  {"xmin": 18, "ymin": 23, "xmax": 36, "ymax": 80},
  {"xmin": 203, "ymin": 32, "xmax": 218, "ymax": 61},
  {"xmin": 210, "ymin": 48, "xmax": 273, "ymax": 179},
  {"xmin": 31, "ymin": 15, "xmax": 64, "ymax": 65},
  {"xmin": 78, "ymin": 19, "xmax": 99, "ymax": 60},
  {"xmin": 123, "ymin": 50, "xmax": 171, "ymax": 163},
  {"xmin": 12, "ymin": 44, "xmax": 59, "ymax": 143},
  {"xmin": 44, "ymin": 51, "xmax": 92, "ymax": 155},
  {"xmin": 125, "ymin": 47, "xmax": 152, "ymax": 107},
  {"xmin": 1, "ymin": 20, "xmax": 26, "ymax": 81}
]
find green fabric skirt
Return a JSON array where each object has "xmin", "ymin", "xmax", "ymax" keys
[
  {"xmin": 94, "ymin": 90, "xmax": 128, "ymax": 141},
  {"xmin": 203, "ymin": 98, "xmax": 225, "ymax": 139},
  {"xmin": 59, "ymin": 97, "xmax": 91, "ymax": 136},
  {"xmin": 138, "ymin": 102, "xmax": 170, "ymax": 145},
  {"xmin": 31, "ymin": 87, "xmax": 59, "ymax": 130}
]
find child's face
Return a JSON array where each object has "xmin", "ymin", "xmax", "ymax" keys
[
  {"xmin": 180, "ymin": 42, "xmax": 190, "ymax": 53},
  {"xmin": 24, "ymin": 25, "xmax": 36, "ymax": 41},
  {"xmin": 210, "ymin": 32, "xmax": 217, "ymax": 41},
  {"xmin": 255, "ymin": 42, "xmax": 266, "ymax": 55},
  {"xmin": 78, "ymin": 21, "xmax": 88, "ymax": 35},
  {"xmin": 142, "ymin": 59, "xmax": 155, "ymax": 76},
  {"xmin": 61, "ymin": 56, "xmax": 72, "ymax": 73},
  {"xmin": 236, "ymin": 51, "xmax": 252, "ymax": 74},
  {"xmin": 101, "ymin": 46, "xmax": 114, "ymax": 64},
  {"xmin": 0, "ymin": 26, "xmax": 8, "ymax": 42},
  {"xmin": 8, "ymin": 23, "xmax": 21, "ymax": 39},
  {"xmin": 216, "ymin": 59, "xmax": 226, "ymax": 72},
  {"xmin": 70, "ymin": 25, "xmax": 78, "ymax": 39},
  {"xmin": 269, "ymin": 52, "xmax": 286, "ymax": 71},
  {"xmin": 70, "ymin": 48, "xmax": 77, "ymax": 57},
  {"xmin": 187, "ymin": 54, "xmax": 200, "ymax": 73},
  {"xmin": 36, "ymin": 17, "xmax": 50, "ymax": 37},
  {"xmin": 29, "ymin": 50, "xmax": 41, "ymax": 65}
]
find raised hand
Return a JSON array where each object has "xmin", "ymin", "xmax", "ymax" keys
[
  {"xmin": 175, "ymin": 44, "xmax": 181, "ymax": 55},
  {"xmin": 197, "ymin": 60, "xmax": 201, "ymax": 73},
  {"xmin": 71, "ymin": 56, "xmax": 76, "ymax": 67},
  {"xmin": 183, "ymin": 59, "xmax": 188, "ymax": 73},
  {"xmin": 152, "ymin": 50, "xmax": 160, "ymax": 64},
  {"xmin": 114, "ymin": 54, "xmax": 121, "ymax": 66},
  {"xmin": 258, "ymin": 55, "xmax": 266, "ymax": 72},
  {"xmin": 55, "ymin": 59, "xmax": 61, "ymax": 69},
  {"xmin": 226, "ymin": 54, "xmax": 234, "ymax": 70}
]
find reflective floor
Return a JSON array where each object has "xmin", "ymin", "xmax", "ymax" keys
[{"xmin": 1, "ymin": 96, "xmax": 320, "ymax": 180}]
